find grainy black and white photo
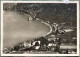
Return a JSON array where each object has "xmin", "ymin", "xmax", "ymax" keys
[{"xmin": 1, "ymin": 1, "xmax": 79, "ymax": 56}]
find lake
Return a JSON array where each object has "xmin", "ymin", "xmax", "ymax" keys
[{"xmin": 3, "ymin": 11, "xmax": 51, "ymax": 48}]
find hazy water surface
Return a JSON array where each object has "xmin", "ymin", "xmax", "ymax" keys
[{"xmin": 3, "ymin": 11, "xmax": 50, "ymax": 48}]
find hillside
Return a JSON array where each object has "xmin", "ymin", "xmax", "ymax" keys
[{"xmin": 3, "ymin": 3, "xmax": 77, "ymax": 26}]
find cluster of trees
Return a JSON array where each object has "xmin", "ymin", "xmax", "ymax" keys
[
  {"xmin": 3, "ymin": 3, "xmax": 17, "ymax": 10},
  {"xmin": 16, "ymin": 3, "xmax": 76, "ymax": 26},
  {"xmin": 3, "ymin": 36, "xmax": 62, "ymax": 53}
]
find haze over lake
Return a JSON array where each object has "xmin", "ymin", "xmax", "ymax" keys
[{"xmin": 3, "ymin": 11, "xmax": 50, "ymax": 48}]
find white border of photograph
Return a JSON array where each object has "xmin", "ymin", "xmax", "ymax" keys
[{"xmin": 1, "ymin": 1, "xmax": 79, "ymax": 56}]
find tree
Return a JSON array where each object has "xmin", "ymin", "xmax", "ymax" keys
[
  {"xmin": 35, "ymin": 42, "xmax": 39, "ymax": 46},
  {"xmin": 16, "ymin": 3, "xmax": 43, "ymax": 20},
  {"xmin": 36, "ymin": 37, "xmax": 49, "ymax": 46},
  {"xmin": 27, "ymin": 9, "xmax": 42, "ymax": 20}
]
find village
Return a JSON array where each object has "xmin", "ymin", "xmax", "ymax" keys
[
  {"xmin": 3, "ymin": 3, "xmax": 77, "ymax": 54},
  {"xmin": 3, "ymin": 17, "xmax": 77, "ymax": 54}
]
